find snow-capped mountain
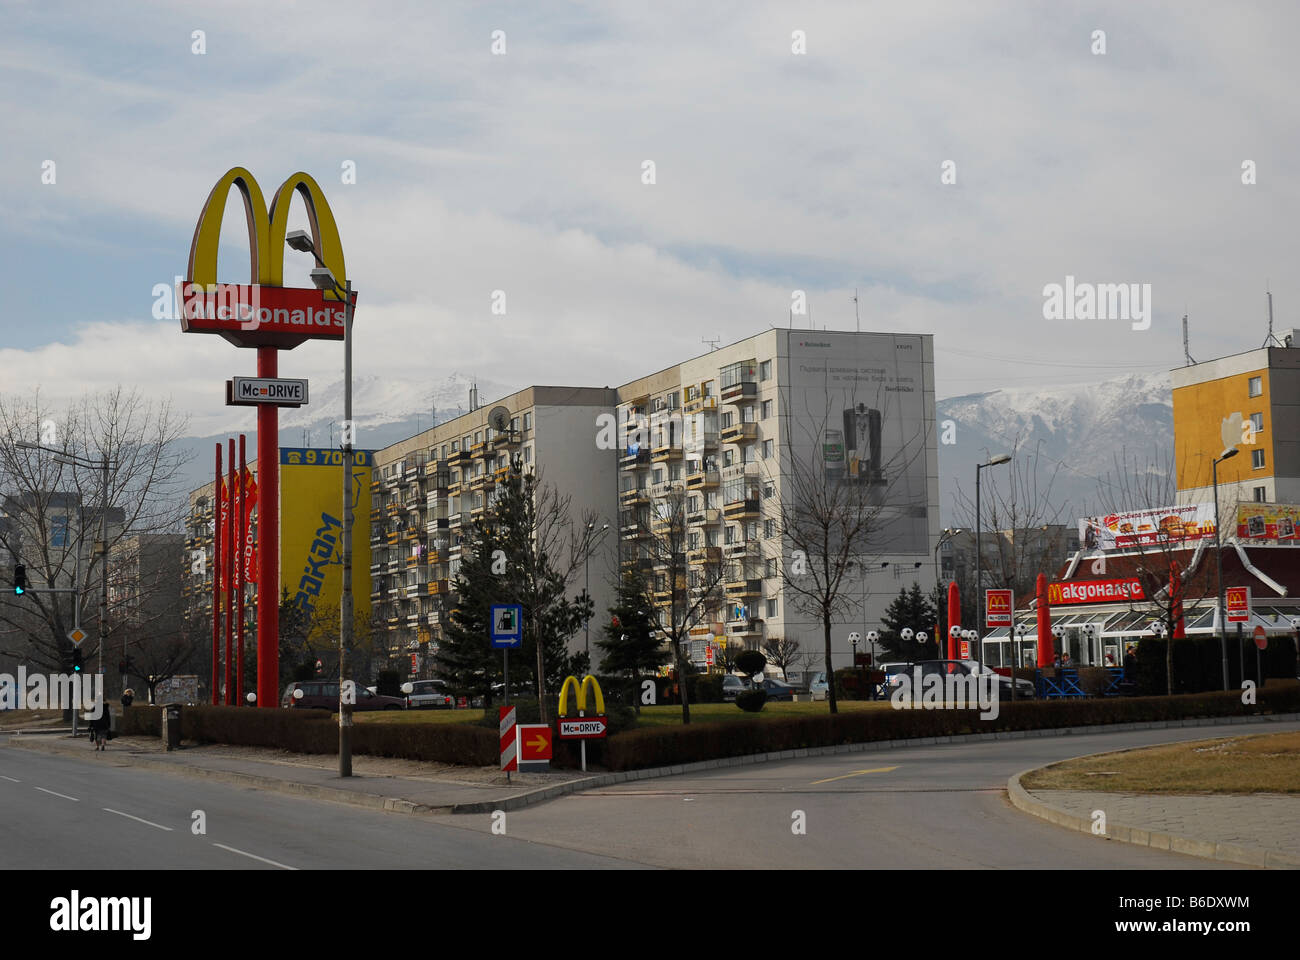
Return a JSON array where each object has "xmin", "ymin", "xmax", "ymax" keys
[{"xmin": 936, "ymin": 370, "xmax": 1175, "ymax": 527}]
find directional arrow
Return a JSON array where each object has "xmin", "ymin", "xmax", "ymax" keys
[{"xmin": 527, "ymin": 734, "xmax": 548, "ymax": 752}]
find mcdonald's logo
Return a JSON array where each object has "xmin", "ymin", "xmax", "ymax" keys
[
  {"xmin": 180, "ymin": 167, "xmax": 357, "ymax": 350},
  {"xmin": 557, "ymin": 674, "xmax": 605, "ymax": 717}
]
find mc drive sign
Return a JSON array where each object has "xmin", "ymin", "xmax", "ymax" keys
[{"xmin": 227, "ymin": 377, "xmax": 308, "ymax": 407}]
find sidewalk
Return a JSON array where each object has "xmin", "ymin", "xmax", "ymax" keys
[
  {"xmin": 1009, "ymin": 772, "xmax": 1300, "ymax": 869},
  {"xmin": 2, "ymin": 733, "xmax": 596, "ymax": 814}
]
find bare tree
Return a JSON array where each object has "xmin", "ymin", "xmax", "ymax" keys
[
  {"xmin": 0, "ymin": 389, "xmax": 189, "ymax": 693},
  {"xmin": 627, "ymin": 483, "xmax": 727, "ymax": 724},
  {"xmin": 762, "ymin": 634, "xmax": 802, "ymax": 679}
]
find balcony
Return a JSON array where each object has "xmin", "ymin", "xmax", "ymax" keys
[
  {"xmin": 369, "ymin": 562, "xmax": 382, "ymax": 577},
  {"xmin": 369, "ymin": 588, "xmax": 383, "ymax": 602},
  {"xmin": 651, "ymin": 443, "xmax": 682, "ymax": 463},
  {"xmin": 720, "ymin": 379, "xmax": 758, "ymax": 403},
  {"xmin": 686, "ymin": 470, "xmax": 719, "ymax": 491},
  {"xmin": 386, "ymin": 502, "xmax": 400, "ymax": 516},
  {"xmin": 723, "ymin": 497, "xmax": 760, "ymax": 520},
  {"xmin": 493, "ymin": 465, "xmax": 510, "ymax": 484},
  {"xmin": 619, "ymin": 487, "xmax": 649, "ymax": 506},
  {"xmin": 468, "ymin": 473, "xmax": 492, "ymax": 491},
  {"xmin": 405, "ymin": 554, "xmax": 421, "ymax": 568},
  {"xmin": 386, "ymin": 531, "xmax": 399, "ymax": 545},
  {"xmin": 687, "ymin": 507, "xmax": 720, "ymax": 527},
  {"xmin": 683, "ymin": 395, "xmax": 718, "ymax": 415},
  {"xmin": 427, "ymin": 579, "xmax": 449, "ymax": 596},
  {"xmin": 382, "ymin": 473, "xmax": 401, "ymax": 488},
  {"xmin": 620, "ymin": 449, "xmax": 651, "ymax": 470},
  {"xmin": 720, "ymin": 422, "xmax": 758, "ymax": 444},
  {"xmin": 447, "ymin": 480, "xmax": 463, "ymax": 497},
  {"xmin": 492, "ymin": 430, "xmax": 520, "ymax": 449},
  {"xmin": 386, "ymin": 558, "xmax": 400, "ymax": 574},
  {"xmin": 724, "ymin": 540, "xmax": 760, "ymax": 560},
  {"xmin": 470, "ymin": 441, "xmax": 490, "ymax": 458},
  {"xmin": 687, "ymin": 546, "xmax": 722, "ymax": 565},
  {"xmin": 727, "ymin": 618, "xmax": 764, "ymax": 638},
  {"xmin": 369, "ymin": 507, "xmax": 382, "ymax": 523},
  {"xmin": 651, "ymin": 480, "xmax": 684, "ymax": 499},
  {"xmin": 449, "ymin": 512, "xmax": 463, "ymax": 528},
  {"xmin": 470, "ymin": 504, "xmax": 486, "ymax": 520},
  {"xmin": 725, "ymin": 578, "xmax": 763, "ymax": 598},
  {"xmin": 404, "ymin": 582, "xmax": 426, "ymax": 599}
]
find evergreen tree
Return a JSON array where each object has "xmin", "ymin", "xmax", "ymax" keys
[
  {"xmin": 596, "ymin": 569, "xmax": 669, "ymax": 711},
  {"xmin": 437, "ymin": 510, "xmax": 506, "ymax": 702},
  {"xmin": 879, "ymin": 582, "xmax": 939, "ymax": 661}
]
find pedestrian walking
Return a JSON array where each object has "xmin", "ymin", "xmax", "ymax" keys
[
  {"xmin": 88, "ymin": 701, "xmax": 112, "ymax": 751},
  {"xmin": 121, "ymin": 688, "xmax": 134, "ymax": 709}
]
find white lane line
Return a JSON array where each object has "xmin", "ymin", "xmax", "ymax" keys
[
  {"xmin": 35, "ymin": 787, "xmax": 79, "ymax": 801},
  {"xmin": 211, "ymin": 843, "xmax": 297, "ymax": 870},
  {"xmin": 103, "ymin": 807, "xmax": 173, "ymax": 831},
  {"xmin": 1, "ymin": 776, "xmax": 21, "ymax": 783}
]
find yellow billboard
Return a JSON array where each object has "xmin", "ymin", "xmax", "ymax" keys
[{"xmin": 280, "ymin": 448, "xmax": 372, "ymax": 625}]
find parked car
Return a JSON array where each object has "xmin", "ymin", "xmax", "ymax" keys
[
  {"xmin": 282, "ymin": 681, "xmax": 406, "ymax": 711},
  {"xmin": 403, "ymin": 680, "xmax": 454, "ymax": 709},
  {"xmin": 808, "ymin": 671, "xmax": 829, "ymax": 701},
  {"xmin": 883, "ymin": 660, "xmax": 1035, "ymax": 700},
  {"xmin": 759, "ymin": 678, "xmax": 796, "ymax": 701},
  {"xmin": 721, "ymin": 675, "xmax": 751, "ymax": 702}
]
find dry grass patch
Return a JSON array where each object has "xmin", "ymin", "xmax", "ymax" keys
[{"xmin": 1021, "ymin": 731, "xmax": 1300, "ymax": 794}]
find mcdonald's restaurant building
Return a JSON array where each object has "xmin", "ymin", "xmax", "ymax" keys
[{"xmin": 979, "ymin": 540, "xmax": 1300, "ymax": 674}]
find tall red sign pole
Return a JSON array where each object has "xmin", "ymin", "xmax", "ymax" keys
[
  {"xmin": 212, "ymin": 443, "xmax": 221, "ymax": 705},
  {"xmin": 183, "ymin": 168, "xmax": 351, "ymax": 708},
  {"xmin": 258, "ymin": 347, "xmax": 279, "ymax": 708},
  {"xmin": 237, "ymin": 433, "xmax": 247, "ymax": 705},
  {"xmin": 226, "ymin": 437, "xmax": 236, "ymax": 705}
]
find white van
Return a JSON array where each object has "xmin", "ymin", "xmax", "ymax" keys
[{"xmin": 808, "ymin": 672, "xmax": 829, "ymax": 701}]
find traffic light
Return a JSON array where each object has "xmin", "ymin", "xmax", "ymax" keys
[
  {"xmin": 72, "ymin": 649, "xmax": 83, "ymax": 674},
  {"xmin": 13, "ymin": 565, "xmax": 25, "ymax": 595}
]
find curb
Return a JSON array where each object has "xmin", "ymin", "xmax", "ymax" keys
[
  {"xmin": 1006, "ymin": 754, "xmax": 1300, "ymax": 870},
  {"xmin": 7, "ymin": 710, "xmax": 1299, "ymax": 818}
]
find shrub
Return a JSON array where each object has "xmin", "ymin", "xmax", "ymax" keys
[
  {"xmin": 735, "ymin": 689, "xmax": 767, "ymax": 712},
  {"xmin": 376, "ymin": 669, "xmax": 402, "ymax": 697},
  {"xmin": 120, "ymin": 705, "xmax": 161, "ymax": 737},
  {"xmin": 692, "ymin": 675, "xmax": 724, "ymax": 704},
  {"xmin": 735, "ymin": 650, "xmax": 767, "ymax": 678}
]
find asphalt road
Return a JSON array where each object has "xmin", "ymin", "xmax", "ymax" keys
[
  {"xmin": 0, "ymin": 745, "xmax": 637, "ymax": 870},
  {"xmin": 4, "ymin": 719, "xmax": 1294, "ymax": 869},
  {"xmin": 447, "ymin": 719, "xmax": 1300, "ymax": 869}
]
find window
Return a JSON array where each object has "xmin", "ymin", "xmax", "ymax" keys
[
  {"xmin": 1248, "ymin": 376, "xmax": 1262, "ymax": 397},
  {"xmin": 742, "ymin": 445, "xmax": 755, "ymax": 464},
  {"xmin": 759, "ymin": 360, "xmax": 772, "ymax": 381},
  {"xmin": 523, "ymin": 412, "xmax": 533, "ymax": 430},
  {"xmin": 1253, "ymin": 486, "xmax": 1267, "ymax": 502},
  {"xmin": 1252, "ymin": 449, "xmax": 1265, "ymax": 469},
  {"xmin": 451, "ymin": 470, "xmax": 460, "ymax": 484},
  {"xmin": 707, "ymin": 530, "xmax": 720, "ymax": 547},
  {"xmin": 462, "ymin": 435, "xmax": 471, "ymax": 449},
  {"xmin": 1250, "ymin": 412, "xmax": 1264, "ymax": 435},
  {"xmin": 742, "ymin": 405, "xmax": 756, "ymax": 423},
  {"xmin": 723, "ymin": 450, "xmax": 735, "ymax": 467},
  {"xmin": 721, "ymin": 411, "xmax": 733, "ymax": 428},
  {"xmin": 484, "ymin": 426, "xmax": 493, "ymax": 442},
  {"xmin": 510, "ymin": 417, "xmax": 519, "ymax": 432},
  {"xmin": 761, "ymin": 400, "xmax": 773, "ymax": 420},
  {"xmin": 703, "ymin": 381, "xmax": 713, "ymax": 398},
  {"xmin": 746, "ymin": 521, "xmax": 758, "ymax": 541},
  {"xmin": 670, "ymin": 463, "xmax": 684, "ymax": 480},
  {"xmin": 765, "ymin": 558, "xmax": 777, "ymax": 577},
  {"xmin": 688, "ymin": 495, "xmax": 700, "ymax": 512},
  {"xmin": 689, "ymin": 532, "xmax": 701, "ymax": 550},
  {"xmin": 763, "ymin": 481, "xmax": 775, "ymax": 499},
  {"xmin": 524, "ymin": 445, "xmax": 532, "ymax": 463},
  {"xmin": 764, "ymin": 519, "xmax": 775, "ymax": 538},
  {"xmin": 725, "ymin": 525, "xmax": 738, "ymax": 544},
  {"xmin": 766, "ymin": 598, "xmax": 778, "ymax": 618},
  {"xmin": 763, "ymin": 439, "xmax": 773, "ymax": 459},
  {"xmin": 451, "ymin": 440, "xmax": 459, "ymax": 452},
  {"xmin": 653, "ymin": 468, "xmax": 665, "ymax": 484},
  {"xmin": 706, "ymin": 491, "xmax": 720, "ymax": 509},
  {"xmin": 474, "ymin": 431, "xmax": 482, "ymax": 444}
]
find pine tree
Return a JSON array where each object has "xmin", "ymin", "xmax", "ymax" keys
[
  {"xmin": 596, "ymin": 569, "xmax": 669, "ymax": 711},
  {"xmin": 436, "ymin": 511, "xmax": 506, "ymax": 702},
  {"xmin": 879, "ymin": 581, "xmax": 939, "ymax": 661}
]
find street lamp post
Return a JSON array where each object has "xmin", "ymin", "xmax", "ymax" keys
[
  {"xmin": 584, "ymin": 521, "xmax": 609, "ymax": 665},
  {"xmin": 975, "ymin": 456, "xmax": 1011, "ymax": 666},
  {"xmin": 1212, "ymin": 447, "xmax": 1239, "ymax": 692},
  {"xmin": 287, "ymin": 230, "xmax": 358, "ymax": 776}
]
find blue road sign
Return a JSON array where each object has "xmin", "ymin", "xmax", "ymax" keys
[{"xmin": 490, "ymin": 604, "xmax": 523, "ymax": 648}]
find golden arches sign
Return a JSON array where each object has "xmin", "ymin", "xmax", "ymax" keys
[
  {"xmin": 181, "ymin": 167, "xmax": 354, "ymax": 349},
  {"xmin": 557, "ymin": 674, "xmax": 605, "ymax": 717}
]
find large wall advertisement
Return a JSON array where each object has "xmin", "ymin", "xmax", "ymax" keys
[
  {"xmin": 784, "ymin": 333, "xmax": 933, "ymax": 555},
  {"xmin": 280, "ymin": 448, "xmax": 373, "ymax": 625}
]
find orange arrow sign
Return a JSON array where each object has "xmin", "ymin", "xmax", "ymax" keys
[
  {"xmin": 528, "ymin": 734, "xmax": 548, "ymax": 751},
  {"xmin": 517, "ymin": 723, "xmax": 552, "ymax": 761}
]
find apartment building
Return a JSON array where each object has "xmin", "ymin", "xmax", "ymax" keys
[
  {"xmin": 369, "ymin": 385, "xmax": 619, "ymax": 672},
  {"xmin": 616, "ymin": 328, "xmax": 939, "ymax": 670}
]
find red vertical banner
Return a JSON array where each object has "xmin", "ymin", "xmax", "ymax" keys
[
  {"xmin": 212, "ymin": 443, "xmax": 222, "ymax": 705},
  {"xmin": 242, "ymin": 468, "xmax": 258, "ymax": 585},
  {"xmin": 237, "ymin": 434, "xmax": 246, "ymax": 706},
  {"xmin": 226, "ymin": 438, "xmax": 235, "ymax": 705}
]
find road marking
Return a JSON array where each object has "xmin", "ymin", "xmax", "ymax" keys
[
  {"xmin": 212, "ymin": 843, "xmax": 297, "ymax": 870},
  {"xmin": 103, "ymin": 807, "xmax": 173, "ymax": 831},
  {"xmin": 810, "ymin": 766, "xmax": 898, "ymax": 785},
  {"xmin": 35, "ymin": 786, "xmax": 80, "ymax": 801},
  {"xmin": 1, "ymin": 776, "xmax": 20, "ymax": 783}
]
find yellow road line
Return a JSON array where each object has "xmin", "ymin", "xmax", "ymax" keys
[{"xmin": 810, "ymin": 765, "xmax": 898, "ymax": 785}]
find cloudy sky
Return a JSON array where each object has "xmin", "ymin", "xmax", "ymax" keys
[{"xmin": 2, "ymin": 1, "xmax": 1296, "ymax": 437}]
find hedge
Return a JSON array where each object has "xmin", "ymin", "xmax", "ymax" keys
[
  {"xmin": 133, "ymin": 705, "xmax": 499, "ymax": 765},
  {"xmin": 600, "ymin": 680, "xmax": 1300, "ymax": 771}
]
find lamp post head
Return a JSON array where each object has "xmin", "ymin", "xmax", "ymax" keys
[
  {"xmin": 285, "ymin": 230, "xmax": 316, "ymax": 254},
  {"xmin": 309, "ymin": 266, "xmax": 338, "ymax": 291},
  {"xmin": 1218, "ymin": 447, "xmax": 1239, "ymax": 462},
  {"xmin": 984, "ymin": 454, "xmax": 1012, "ymax": 467}
]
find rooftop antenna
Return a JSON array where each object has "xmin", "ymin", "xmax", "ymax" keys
[
  {"xmin": 852, "ymin": 288, "xmax": 860, "ymax": 333},
  {"xmin": 701, "ymin": 335, "xmax": 720, "ymax": 352},
  {"xmin": 1263, "ymin": 287, "xmax": 1283, "ymax": 347},
  {"xmin": 1183, "ymin": 314, "xmax": 1195, "ymax": 366}
]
